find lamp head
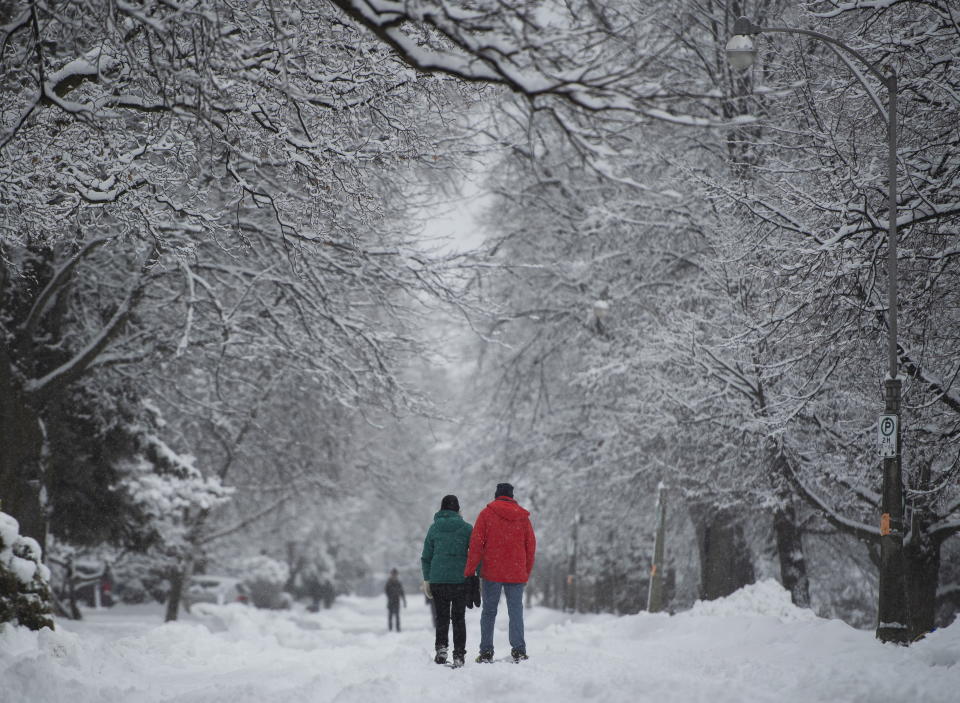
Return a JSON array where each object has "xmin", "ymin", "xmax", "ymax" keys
[
  {"xmin": 725, "ymin": 34, "xmax": 757, "ymax": 71},
  {"xmin": 732, "ymin": 16, "xmax": 759, "ymax": 36},
  {"xmin": 592, "ymin": 299, "xmax": 609, "ymax": 320}
]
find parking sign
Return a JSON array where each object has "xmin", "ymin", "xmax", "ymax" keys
[{"xmin": 877, "ymin": 414, "xmax": 898, "ymax": 458}]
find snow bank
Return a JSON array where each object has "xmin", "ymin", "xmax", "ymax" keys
[
  {"xmin": 190, "ymin": 602, "xmax": 335, "ymax": 650},
  {"xmin": 2, "ymin": 588, "xmax": 959, "ymax": 703},
  {"xmin": 686, "ymin": 578, "xmax": 819, "ymax": 622}
]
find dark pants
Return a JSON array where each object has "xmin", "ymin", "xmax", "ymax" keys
[
  {"xmin": 431, "ymin": 582, "xmax": 467, "ymax": 656},
  {"xmin": 388, "ymin": 604, "xmax": 401, "ymax": 631}
]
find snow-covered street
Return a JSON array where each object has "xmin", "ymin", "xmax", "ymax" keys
[{"xmin": 2, "ymin": 581, "xmax": 958, "ymax": 703}]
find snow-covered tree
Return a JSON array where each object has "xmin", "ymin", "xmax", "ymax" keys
[
  {"xmin": 440, "ymin": 0, "xmax": 959, "ymax": 629},
  {"xmin": 0, "ymin": 0, "xmax": 484, "ymax": 557},
  {"xmin": 107, "ymin": 409, "xmax": 232, "ymax": 621}
]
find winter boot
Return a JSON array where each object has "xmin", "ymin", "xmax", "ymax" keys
[
  {"xmin": 452, "ymin": 653, "xmax": 465, "ymax": 668},
  {"xmin": 475, "ymin": 650, "xmax": 494, "ymax": 663},
  {"xmin": 511, "ymin": 648, "xmax": 529, "ymax": 662},
  {"xmin": 434, "ymin": 647, "xmax": 448, "ymax": 665}
]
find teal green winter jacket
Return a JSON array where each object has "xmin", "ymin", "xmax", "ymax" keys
[{"xmin": 421, "ymin": 510, "xmax": 473, "ymax": 584}]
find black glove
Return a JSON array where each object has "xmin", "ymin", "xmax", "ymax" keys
[
  {"xmin": 463, "ymin": 577, "xmax": 474, "ymax": 609},
  {"xmin": 465, "ymin": 575, "xmax": 481, "ymax": 608}
]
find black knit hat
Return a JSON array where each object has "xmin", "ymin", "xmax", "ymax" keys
[
  {"xmin": 441, "ymin": 494, "xmax": 460, "ymax": 512},
  {"xmin": 495, "ymin": 483, "xmax": 514, "ymax": 498}
]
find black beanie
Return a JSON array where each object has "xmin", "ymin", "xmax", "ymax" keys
[
  {"xmin": 441, "ymin": 494, "xmax": 460, "ymax": 512},
  {"xmin": 495, "ymin": 483, "xmax": 514, "ymax": 498}
]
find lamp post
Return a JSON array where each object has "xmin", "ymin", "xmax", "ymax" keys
[{"xmin": 726, "ymin": 17, "xmax": 908, "ymax": 644}]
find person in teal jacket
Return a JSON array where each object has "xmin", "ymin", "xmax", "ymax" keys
[{"xmin": 421, "ymin": 494, "xmax": 473, "ymax": 667}]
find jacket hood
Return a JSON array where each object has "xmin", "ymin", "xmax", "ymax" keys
[
  {"xmin": 486, "ymin": 497, "xmax": 529, "ymax": 521},
  {"xmin": 433, "ymin": 509, "xmax": 466, "ymax": 532}
]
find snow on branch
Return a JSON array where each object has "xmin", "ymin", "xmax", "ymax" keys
[
  {"xmin": 199, "ymin": 495, "xmax": 290, "ymax": 545},
  {"xmin": 929, "ymin": 518, "xmax": 960, "ymax": 543},
  {"xmin": 811, "ymin": 1, "xmax": 902, "ymax": 19},
  {"xmin": 329, "ymin": 0, "xmax": 755, "ymax": 127},
  {"xmin": 23, "ymin": 245, "xmax": 157, "ymax": 403},
  {"xmin": 816, "ymin": 201, "xmax": 960, "ymax": 252},
  {"xmin": 779, "ymin": 451, "xmax": 881, "ymax": 543},
  {"xmin": 22, "ymin": 238, "xmax": 110, "ymax": 342},
  {"xmin": 898, "ymin": 343, "xmax": 960, "ymax": 416}
]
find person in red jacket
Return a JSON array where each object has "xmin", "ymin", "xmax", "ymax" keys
[{"xmin": 464, "ymin": 482, "xmax": 536, "ymax": 663}]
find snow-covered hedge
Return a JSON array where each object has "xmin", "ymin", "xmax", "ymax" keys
[
  {"xmin": 238, "ymin": 555, "xmax": 291, "ymax": 609},
  {"xmin": 0, "ymin": 511, "xmax": 54, "ymax": 630}
]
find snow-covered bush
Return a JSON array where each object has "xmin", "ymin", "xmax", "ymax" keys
[
  {"xmin": 0, "ymin": 511, "xmax": 54, "ymax": 630},
  {"xmin": 239, "ymin": 555, "xmax": 291, "ymax": 609}
]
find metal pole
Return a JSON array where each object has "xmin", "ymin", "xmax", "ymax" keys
[
  {"xmin": 876, "ymin": 71, "xmax": 909, "ymax": 644},
  {"xmin": 887, "ymin": 71, "xmax": 899, "ymax": 381},
  {"xmin": 647, "ymin": 483, "xmax": 667, "ymax": 613},
  {"xmin": 729, "ymin": 17, "xmax": 909, "ymax": 643}
]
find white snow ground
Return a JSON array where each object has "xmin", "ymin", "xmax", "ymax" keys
[{"xmin": 2, "ymin": 580, "xmax": 959, "ymax": 703}]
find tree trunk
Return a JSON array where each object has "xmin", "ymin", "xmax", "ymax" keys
[
  {"xmin": 165, "ymin": 566, "xmax": 186, "ymax": 622},
  {"xmin": 773, "ymin": 502, "xmax": 810, "ymax": 608},
  {"xmin": 66, "ymin": 556, "xmax": 82, "ymax": 619},
  {"xmin": 904, "ymin": 535, "xmax": 940, "ymax": 639},
  {"xmin": 0, "ymin": 355, "xmax": 46, "ymax": 545},
  {"xmin": 903, "ymin": 457, "xmax": 943, "ymax": 639},
  {"xmin": 693, "ymin": 507, "xmax": 755, "ymax": 601}
]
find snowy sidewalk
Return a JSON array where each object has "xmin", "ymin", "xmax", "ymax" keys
[{"xmin": 2, "ymin": 581, "xmax": 959, "ymax": 703}]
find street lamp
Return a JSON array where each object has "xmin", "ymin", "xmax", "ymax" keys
[
  {"xmin": 724, "ymin": 34, "xmax": 756, "ymax": 71},
  {"xmin": 726, "ymin": 16, "xmax": 907, "ymax": 644}
]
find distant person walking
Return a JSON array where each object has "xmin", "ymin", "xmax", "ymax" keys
[
  {"xmin": 421, "ymin": 494, "xmax": 474, "ymax": 667},
  {"xmin": 304, "ymin": 564, "xmax": 323, "ymax": 612},
  {"xmin": 464, "ymin": 483, "xmax": 536, "ymax": 663},
  {"xmin": 385, "ymin": 568, "xmax": 406, "ymax": 632}
]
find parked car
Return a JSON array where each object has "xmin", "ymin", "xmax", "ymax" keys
[
  {"xmin": 236, "ymin": 555, "xmax": 294, "ymax": 609},
  {"xmin": 244, "ymin": 579, "xmax": 294, "ymax": 610},
  {"xmin": 71, "ymin": 559, "xmax": 115, "ymax": 608},
  {"xmin": 185, "ymin": 575, "xmax": 249, "ymax": 607}
]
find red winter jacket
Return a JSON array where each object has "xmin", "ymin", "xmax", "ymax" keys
[{"xmin": 464, "ymin": 497, "xmax": 536, "ymax": 583}]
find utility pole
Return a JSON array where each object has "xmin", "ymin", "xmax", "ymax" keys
[
  {"xmin": 725, "ymin": 16, "xmax": 909, "ymax": 644},
  {"xmin": 566, "ymin": 513, "xmax": 581, "ymax": 613},
  {"xmin": 647, "ymin": 483, "xmax": 667, "ymax": 613}
]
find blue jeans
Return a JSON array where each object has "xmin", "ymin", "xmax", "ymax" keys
[{"xmin": 479, "ymin": 580, "xmax": 526, "ymax": 653}]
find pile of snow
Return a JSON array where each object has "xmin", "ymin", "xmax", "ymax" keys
[
  {"xmin": 190, "ymin": 602, "xmax": 328, "ymax": 650},
  {"xmin": 686, "ymin": 578, "xmax": 819, "ymax": 622}
]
